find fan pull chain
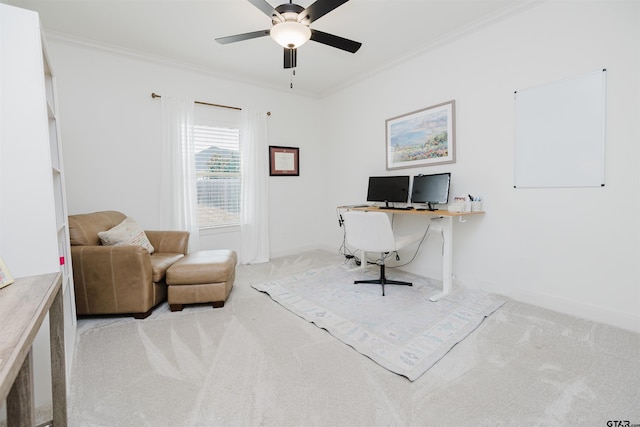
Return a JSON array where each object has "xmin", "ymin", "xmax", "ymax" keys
[{"xmin": 290, "ymin": 68, "xmax": 296, "ymax": 89}]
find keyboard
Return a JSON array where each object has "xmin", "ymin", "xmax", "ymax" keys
[{"xmin": 383, "ymin": 206, "xmax": 414, "ymax": 210}]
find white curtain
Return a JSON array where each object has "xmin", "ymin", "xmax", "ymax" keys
[
  {"xmin": 159, "ymin": 95, "xmax": 200, "ymax": 253},
  {"xmin": 240, "ymin": 108, "xmax": 269, "ymax": 264}
]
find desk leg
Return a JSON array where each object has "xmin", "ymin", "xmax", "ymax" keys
[
  {"xmin": 430, "ymin": 216, "xmax": 453, "ymax": 301},
  {"xmin": 50, "ymin": 285, "xmax": 68, "ymax": 426},
  {"xmin": 7, "ymin": 349, "xmax": 35, "ymax": 426}
]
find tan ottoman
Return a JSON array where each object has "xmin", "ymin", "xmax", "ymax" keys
[{"xmin": 166, "ymin": 249, "xmax": 237, "ymax": 311}]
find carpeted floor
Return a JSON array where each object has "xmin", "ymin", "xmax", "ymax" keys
[{"xmin": 65, "ymin": 250, "xmax": 640, "ymax": 426}]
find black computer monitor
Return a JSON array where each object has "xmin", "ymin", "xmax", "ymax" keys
[
  {"xmin": 366, "ymin": 176, "xmax": 409, "ymax": 207},
  {"xmin": 411, "ymin": 173, "xmax": 451, "ymax": 211}
]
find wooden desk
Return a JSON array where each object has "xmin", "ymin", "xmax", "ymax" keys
[
  {"xmin": 342, "ymin": 206, "xmax": 485, "ymax": 301},
  {"xmin": 0, "ymin": 273, "xmax": 67, "ymax": 426}
]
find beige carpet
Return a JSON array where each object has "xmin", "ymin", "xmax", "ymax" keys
[{"xmin": 64, "ymin": 250, "xmax": 640, "ymax": 426}]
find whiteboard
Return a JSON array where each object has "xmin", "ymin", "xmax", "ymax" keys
[{"xmin": 514, "ymin": 69, "xmax": 606, "ymax": 188}]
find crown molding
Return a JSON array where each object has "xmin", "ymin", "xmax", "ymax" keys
[
  {"xmin": 322, "ymin": 0, "xmax": 543, "ymax": 98},
  {"xmin": 44, "ymin": 30, "xmax": 321, "ymax": 99}
]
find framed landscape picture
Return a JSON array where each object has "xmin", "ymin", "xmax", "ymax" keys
[{"xmin": 386, "ymin": 100, "xmax": 456, "ymax": 170}]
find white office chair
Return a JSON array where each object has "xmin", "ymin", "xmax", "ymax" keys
[{"xmin": 343, "ymin": 211, "xmax": 423, "ymax": 296}]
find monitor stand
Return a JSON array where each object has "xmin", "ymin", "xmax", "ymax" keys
[{"xmin": 427, "ymin": 202, "xmax": 437, "ymax": 211}]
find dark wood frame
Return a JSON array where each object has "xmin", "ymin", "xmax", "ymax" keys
[{"xmin": 269, "ymin": 146, "xmax": 299, "ymax": 176}]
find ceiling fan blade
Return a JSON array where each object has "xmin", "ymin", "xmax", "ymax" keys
[
  {"xmin": 310, "ymin": 29, "xmax": 361, "ymax": 53},
  {"xmin": 248, "ymin": 0, "xmax": 284, "ymax": 22},
  {"xmin": 215, "ymin": 29, "xmax": 270, "ymax": 45},
  {"xmin": 298, "ymin": 0, "xmax": 349, "ymax": 24},
  {"xmin": 284, "ymin": 48, "xmax": 297, "ymax": 69}
]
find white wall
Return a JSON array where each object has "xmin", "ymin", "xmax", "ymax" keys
[
  {"xmin": 319, "ymin": 1, "xmax": 640, "ymax": 332},
  {"xmin": 49, "ymin": 41, "xmax": 326, "ymax": 258},
  {"xmin": 48, "ymin": 1, "xmax": 639, "ymax": 332}
]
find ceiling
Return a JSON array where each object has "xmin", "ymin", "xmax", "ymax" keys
[{"xmin": 6, "ymin": 0, "xmax": 529, "ymax": 97}]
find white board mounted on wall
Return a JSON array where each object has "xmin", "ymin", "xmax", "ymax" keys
[{"xmin": 514, "ymin": 69, "xmax": 606, "ymax": 188}]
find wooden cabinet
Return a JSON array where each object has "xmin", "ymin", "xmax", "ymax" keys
[{"xmin": 0, "ymin": 3, "xmax": 76, "ymax": 422}]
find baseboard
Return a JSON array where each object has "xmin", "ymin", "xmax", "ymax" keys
[
  {"xmin": 269, "ymin": 248, "xmax": 640, "ymax": 333},
  {"xmin": 425, "ymin": 273, "xmax": 640, "ymax": 333},
  {"xmin": 511, "ymin": 288, "xmax": 640, "ymax": 333},
  {"xmin": 271, "ymin": 244, "xmax": 332, "ymax": 260}
]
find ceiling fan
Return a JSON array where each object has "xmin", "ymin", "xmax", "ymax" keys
[{"xmin": 215, "ymin": 0, "xmax": 362, "ymax": 69}]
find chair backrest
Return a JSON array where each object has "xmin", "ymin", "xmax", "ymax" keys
[
  {"xmin": 68, "ymin": 211, "xmax": 126, "ymax": 246},
  {"xmin": 343, "ymin": 211, "xmax": 397, "ymax": 253}
]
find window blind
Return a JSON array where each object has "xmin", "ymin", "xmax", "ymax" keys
[{"xmin": 193, "ymin": 113, "xmax": 241, "ymax": 228}]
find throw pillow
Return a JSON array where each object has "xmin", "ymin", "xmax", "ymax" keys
[{"xmin": 98, "ymin": 217, "xmax": 155, "ymax": 254}]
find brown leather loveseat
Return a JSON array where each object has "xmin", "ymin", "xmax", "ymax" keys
[{"xmin": 68, "ymin": 210, "xmax": 189, "ymax": 318}]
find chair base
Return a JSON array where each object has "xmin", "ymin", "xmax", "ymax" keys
[{"xmin": 354, "ymin": 264, "xmax": 412, "ymax": 296}]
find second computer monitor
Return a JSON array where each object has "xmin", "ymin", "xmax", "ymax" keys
[
  {"xmin": 411, "ymin": 173, "xmax": 451, "ymax": 211},
  {"xmin": 367, "ymin": 176, "xmax": 410, "ymax": 207}
]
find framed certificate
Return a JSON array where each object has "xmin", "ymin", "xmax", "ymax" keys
[{"xmin": 269, "ymin": 146, "xmax": 299, "ymax": 176}]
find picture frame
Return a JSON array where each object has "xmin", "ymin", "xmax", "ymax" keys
[
  {"xmin": 269, "ymin": 145, "xmax": 299, "ymax": 176},
  {"xmin": 385, "ymin": 100, "xmax": 456, "ymax": 170},
  {"xmin": 0, "ymin": 256, "xmax": 14, "ymax": 289}
]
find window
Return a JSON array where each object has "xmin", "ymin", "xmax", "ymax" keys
[{"xmin": 194, "ymin": 107, "xmax": 241, "ymax": 228}]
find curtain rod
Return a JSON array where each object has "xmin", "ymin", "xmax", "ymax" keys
[{"xmin": 151, "ymin": 92, "xmax": 270, "ymax": 116}]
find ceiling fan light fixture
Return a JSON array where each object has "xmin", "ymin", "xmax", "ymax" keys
[{"xmin": 270, "ymin": 21, "xmax": 311, "ymax": 49}]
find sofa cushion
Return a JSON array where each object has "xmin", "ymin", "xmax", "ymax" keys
[
  {"xmin": 69, "ymin": 211, "xmax": 127, "ymax": 246},
  {"xmin": 166, "ymin": 250, "xmax": 237, "ymax": 285},
  {"xmin": 98, "ymin": 217, "xmax": 155, "ymax": 254}
]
